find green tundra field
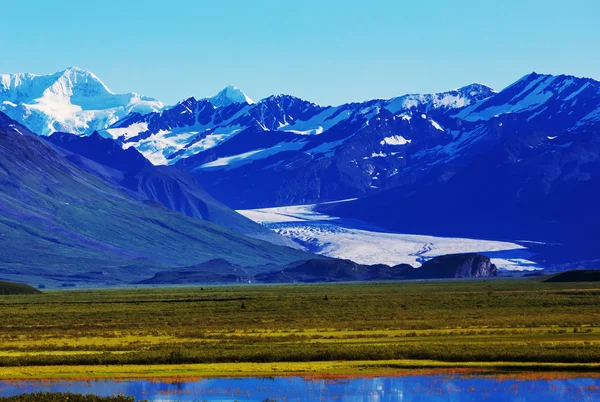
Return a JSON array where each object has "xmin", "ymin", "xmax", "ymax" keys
[{"xmin": 1, "ymin": 278, "xmax": 599, "ymax": 379}]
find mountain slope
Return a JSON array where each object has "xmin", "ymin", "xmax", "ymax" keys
[
  {"xmin": 172, "ymin": 74, "xmax": 599, "ymax": 209},
  {"xmin": 455, "ymin": 73, "xmax": 600, "ymax": 130},
  {"xmin": 44, "ymin": 132, "xmax": 294, "ymax": 246},
  {"xmin": 326, "ymin": 122, "xmax": 600, "ymax": 266},
  {"xmin": 0, "ymin": 67, "xmax": 163, "ymax": 136},
  {"xmin": 106, "ymin": 83, "xmax": 494, "ymax": 167},
  {"xmin": 0, "ymin": 113, "xmax": 313, "ymax": 287},
  {"xmin": 103, "ymin": 83, "xmax": 494, "ymax": 207}
]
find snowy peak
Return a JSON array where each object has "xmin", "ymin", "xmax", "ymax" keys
[
  {"xmin": 206, "ymin": 85, "xmax": 254, "ymax": 107},
  {"xmin": 0, "ymin": 67, "xmax": 112, "ymax": 104},
  {"xmin": 0, "ymin": 68, "xmax": 164, "ymax": 136},
  {"xmin": 105, "ymin": 82, "xmax": 499, "ymax": 165},
  {"xmin": 43, "ymin": 67, "xmax": 114, "ymax": 105}
]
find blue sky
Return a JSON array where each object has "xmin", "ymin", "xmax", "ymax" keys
[{"xmin": 1, "ymin": 0, "xmax": 598, "ymax": 105}]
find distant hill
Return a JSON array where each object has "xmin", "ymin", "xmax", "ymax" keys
[
  {"xmin": 255, "ymin": 253, "xmax": 496, "ymax": 284},
  {"xmin": 140, "ymin": 253, "xmax": 497, "ymax": 285},
  {"xmin": 545, "ymin": 270, "xmax": 600, "ymax": 283},
  {"xmin": 137, "ymin": 259, "xmax": 254, "ymax": 285},
  {"xmin": 0, "ymin": 281, "xmax": 41, "ymax": 295}
]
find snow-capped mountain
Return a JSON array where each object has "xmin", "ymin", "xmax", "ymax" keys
[
  {"xmin": 92, "ymin": 73, "xmax": 599, "ymax": 209},
  {"xmin": 322, "ymin": 73, "xmax": 600, "ymax": 269},
  {"xmin": 102, "ymin": 83, "xmax": 494, "ymax": 166},
  {"xmin": 0, "ymin": 67, "xmax": 164, "ymax": 136},
  {"xmin": 189, "ymin": 74, "xmax": 600, "ymax": 209},
  {"xmin": 206, "ymin": 84, "xmax": 255, "ymax": 107},
  {"xmin": 3, "ymin": 68, "xmax": 600, "ymax": 268},
  {"xmin": 455, "ymin": 72, "xmax": 600, "ymax": 129},
  {"xmin": 5, "ymin": 68, "xmax": 600, "ymax": 214}
]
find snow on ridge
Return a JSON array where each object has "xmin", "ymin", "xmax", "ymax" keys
[
  {"xmin": 197, "ymin": 140, "xmax": 307, "ymax": 170},
  {"xmin": 454, "ymin": 74, "xmax": 566, "ymax": 122},
  {"xmin": 384, "ymin": 83, "xmax": 495, "ymax": 114},
  {"xmin": 206, "ymin": 85, "xmax": 254, "ymax": 107},
  {"xmin": 381, "ymin": 135, "xmax": 411, "ymax": 146},
  {"xmin": 278, "ymin": 106, "xmax": 351, "ymax": 135}
]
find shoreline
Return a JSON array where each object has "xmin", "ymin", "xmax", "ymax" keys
[{"xmin": 1, "ymin": 360, "xmax": 600, "ymax": 381}]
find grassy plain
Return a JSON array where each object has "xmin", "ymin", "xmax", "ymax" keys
[{"xmin": 0, "ymin": 279, "xmax": 599, "ymax": 378}]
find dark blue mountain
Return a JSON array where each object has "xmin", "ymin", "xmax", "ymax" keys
[
  {"xmin": 96, "ymin": 74, "xmax": 600, "ymax": 214},
  {"xmin": 317, "ymin": 74, "xmax": 600, "ymax": 267},
  {"xmin": 325, "ymin": 124, "xmax": 600, "ymax": 268},
  {"xmin": 0, "ymin": 112, "xmax": 314, "ymax": 287},
  {"xmin": 44, "ymin": 132, "xmax": 294, "ymax": 247}
]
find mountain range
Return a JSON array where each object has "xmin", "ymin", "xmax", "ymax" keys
[
  {"xmin": 2, "ymin": 68, "xmax": 599, "ymax": 270},
  {"xmin": 324, "ymin": 73, "xmax": 600, "ymax": 267}
]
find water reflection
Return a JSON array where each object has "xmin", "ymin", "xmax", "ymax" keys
[{"xmin": 0, "ymin": 374, "xmax": 599, "ymax": 401}]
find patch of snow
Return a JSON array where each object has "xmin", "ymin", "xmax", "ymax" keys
[
  {"xmin": 8, "ymin": 124, "xmax": 24, "ymax": 135},
  {"xmin": 364, "ymin": 151, "xmax": 388, "ymax": 159},
  {"xmin": 201, "ymin": 149, "xmax": 265, "ymax": 168},
  {"xmin": 381, "ymin": 135, "xmax": 411, "ymax": 146},
  {"xmin": 430, "ymin": 120, "xmax": 444, "ymax": 131},
  {"xmin": 104, "ymin": 122, "xmax": 149, "ymax": 140},
  {"xmin": 198, "ymin": 140, "xmax": 307, "ymax": 170}
]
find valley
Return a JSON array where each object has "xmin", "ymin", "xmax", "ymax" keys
[{"xmin": 1, "ymin": 2, "xmax": 598, "ymax": 400}]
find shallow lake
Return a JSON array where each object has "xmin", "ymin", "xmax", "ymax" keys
[{"xmin": 1, "ymin": 374, "xmax": 599, "ymax": 401}]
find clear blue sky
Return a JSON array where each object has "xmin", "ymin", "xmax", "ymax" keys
[{"xmin": 1, "ymin": 0, "xmax": 598, "ymax": 106}]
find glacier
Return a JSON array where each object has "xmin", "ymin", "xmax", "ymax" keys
[{"xmin": 238, "ymin": 201, "xmax": 541, "ymax": 271}]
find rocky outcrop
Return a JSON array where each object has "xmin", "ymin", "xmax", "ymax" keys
[
  {"xmin": 416, "ymin": 253, "xmax": 498, "ymax": 279},
  {"xmin": 253, "ymin": 256, "xmax": 496, "ymax": 284},
  {"xmin": 137, "ymin": 259, "xmax": 252, "ymax": 285}
]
